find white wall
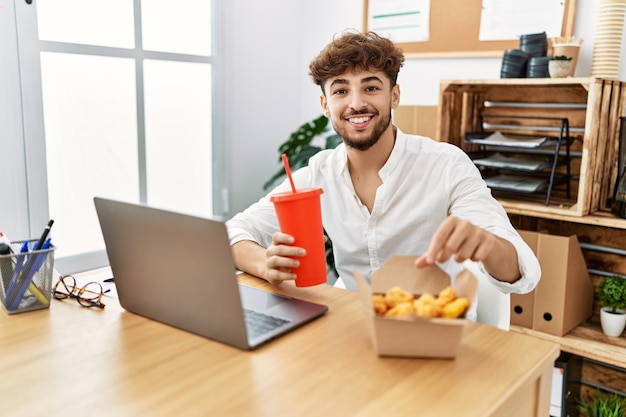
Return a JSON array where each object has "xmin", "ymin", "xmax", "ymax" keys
[
  {"xmin": 224, "ymin": 0, "xmax": 626, "ymax": 217},
  {"xmin": 218, "ymin": 1, "xmax": 303, "ymax": 217}
]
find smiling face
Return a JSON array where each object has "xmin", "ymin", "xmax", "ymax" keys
[{"xmin": 320, "ymin": 70, "xmax": 400, "ymax": 152}]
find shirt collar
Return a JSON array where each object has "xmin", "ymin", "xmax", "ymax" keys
[
  {"xmin": 336, "ymin": 126, "xmax": 407, "ymax": 180},
  {"xmin": 378, "ymin": 126, "xmax": 406, "ymax": 179}
]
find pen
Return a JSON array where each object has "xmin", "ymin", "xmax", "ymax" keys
[
  {"xmin": 32, "ymin": 220, "xmax": 54, "ymax": 251},
  {"xmin": 5, "ymin": 242, "xmax": 29, "ymax": 306},
  {"xmin": 26, "ymin": 282, "xmax": 50, "ymax": 306},
  {"xmin": 24, "ymin": 239, "xmax": 50, "ymax": 305}
]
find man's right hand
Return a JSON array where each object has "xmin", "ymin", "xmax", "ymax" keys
[{"xmin": 263, "ymin": 232, "xmax": 306, "ymax": 285}]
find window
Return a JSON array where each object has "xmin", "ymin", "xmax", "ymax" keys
[{"xmin": 17, "ymin": 0, "xmax": 215, "ymax": 273}]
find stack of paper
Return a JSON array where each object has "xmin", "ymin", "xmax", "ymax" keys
[
  {"xmin": 473, "ymin": 153, "xmax": 551, "ymax": 171},
  {"xmin": 469, "ymin": 132, "xmax": 550, "ymax": 148},
  {"xmin": 485, "ymin": 175, "xmax": 546, "ymax": 193}
]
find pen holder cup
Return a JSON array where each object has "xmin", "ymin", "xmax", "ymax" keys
[{"xmin": 0, "ymin": 240, "xmax": 56, "ymax": 314}]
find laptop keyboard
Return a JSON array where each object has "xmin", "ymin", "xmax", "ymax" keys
[{"xmin": 244, "ymin": 309, "xmax": 291, "ymax": 339}]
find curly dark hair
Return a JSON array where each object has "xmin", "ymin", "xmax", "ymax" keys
[{"xmin": 309, "ymin": 30, "xmax": 405, "ymax": 94}]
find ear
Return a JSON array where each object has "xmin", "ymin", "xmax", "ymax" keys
[
  {"xmin": 391, "ymin": 84, "xmax": 401, "ymax": 110},
  {"xmin": 320, "ymin": 95, "xmax": 330, "ymax": 118}
]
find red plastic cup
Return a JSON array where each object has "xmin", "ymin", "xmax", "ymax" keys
[{"xmin": 270, "ymin": 187, "xmax": 327, "ymax": 287}]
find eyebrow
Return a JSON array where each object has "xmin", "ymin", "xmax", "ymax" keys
[
  {"xmin": 328, "ymin": 76, "xmax": 384, "ymax": 89},
  {"xmin": 329, "ymin": 79, "xmax": 348, "ymax": 89},
  {"xmin": 361, "ymin": 76, "xmax": 384, "ymax": 84}
]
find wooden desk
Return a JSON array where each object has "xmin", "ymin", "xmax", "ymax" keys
[{"xmin": 0, "ymin": 272, "xmax": 559, "ymax": 417}]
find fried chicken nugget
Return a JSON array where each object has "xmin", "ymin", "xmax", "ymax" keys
[
  {"xmin": 385, "ymin": 301, "xmax": 415, "ymax": 317},
  {"xmin": 413, "ymin": 293, "xmax": 441, "ymax": 318},
  {"xmin": 436, "ymin": 286, "xmax": 457, "ymax": 307},
  {"xmin": 441, "ymin": 297, "xmax": 470, "ymax": 319},
  {"xmin": 372, "ymin": 294, "xmax": 388, "ymax": 315},
  {"xmin": 384, "ymin": 286, "xmax": 414, "ymax": 308}
]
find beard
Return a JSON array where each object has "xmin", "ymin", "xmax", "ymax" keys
[{"xmin": 332, "ymin": 109, "xmax": 392, "ymax": 152}]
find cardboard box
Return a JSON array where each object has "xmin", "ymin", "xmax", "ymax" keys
[
  {"xmin": 510, "ymin": 231, "xmax": 594, "ymax": 336},
  {"xmin": 355, "ymin": 256, "xmax": 477, "ymax": 359},
  {"xmin": 393, "ymin": 105, "xmax": 439, "ymax": 139}
]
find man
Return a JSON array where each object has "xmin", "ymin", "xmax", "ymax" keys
[{"xmin": 226, "ymin": 31, "xmax": 540, "ymax": 308}]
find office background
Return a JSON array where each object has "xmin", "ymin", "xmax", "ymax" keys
[{"xmin": 1, "ymin": 0, "xmax": 623, "ymax": 274}]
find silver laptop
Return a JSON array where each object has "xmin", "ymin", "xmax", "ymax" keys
[{"xmin": 93, "ymin": 197, "xmax": 328, "ymax": 350}]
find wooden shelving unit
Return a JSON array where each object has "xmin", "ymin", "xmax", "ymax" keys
[
  {"xmin": 438, "ymin": 77, "xmax": 626, "ymax": 218},
  {"xmin": 437, "ymin": 77, "xmax": 626, "ymax": 397},
  {"xmin": 506, "ymin": 207, "xmax": 626, "ymax": 229},
  {"xmin": 511, "ymin": 324, "xmax": 626, "ymax": 371}
]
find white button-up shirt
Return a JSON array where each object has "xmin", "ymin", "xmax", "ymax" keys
[{"xmin": 227, "ymin": 129, "xmax": 540, "ymax": 298}]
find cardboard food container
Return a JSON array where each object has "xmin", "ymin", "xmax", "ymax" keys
[{"xmin": 355, "ymin": 256, "xmax": 477, "ymax": 359}]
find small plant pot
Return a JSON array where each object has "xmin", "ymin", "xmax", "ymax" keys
[
  {"xmin": 600, "ymin": 307, "xmax": 626, "ymax": 337},
  {"xmin": 548, "ymin": 60, "xmax": 572, "ymax": 78},
  {"xmin": 551, "ymin": 44, "xmax": 580, "ymax": 76}
]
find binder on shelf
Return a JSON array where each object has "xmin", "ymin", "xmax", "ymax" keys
[{"xmin": 510, "ymin": 231, "xmax": 594, "ymax": 337}]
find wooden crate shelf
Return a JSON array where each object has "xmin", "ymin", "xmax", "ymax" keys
[
  {"xmin": 433, "ymin": 79, "xmax": 626, "ymax": 392},
  {"xmin": 437, "ymin": 77, "xmax": 626, "ymax": 218}
]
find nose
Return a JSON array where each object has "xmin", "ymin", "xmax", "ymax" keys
[{"xmin": 348, "ymin": 91, "xmax": 368, "ymax": 111}]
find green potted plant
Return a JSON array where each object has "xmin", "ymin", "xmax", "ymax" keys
[
  {"xmin": 265, "ymin": 114, "xmax": 342, "ymax": 282},
  {"xmin": 597, "ymin": 274, "xmax": 626, "ymax": 337},
  {"xmin": 577, "ymin": 389, "xmax": 626, "ymax": 417},
  {"xmin": 548, "ymin": 55, "xmax": 573, "ymax": 78}
]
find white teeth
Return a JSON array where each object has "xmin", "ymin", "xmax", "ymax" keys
[{"xmin": 350, "ymin": 116, "xmax": 369, "ymax": 124}]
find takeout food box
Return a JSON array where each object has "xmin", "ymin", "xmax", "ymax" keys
[{"xmin": 355, "ymin": 256, "xmax": 478, "ymax": 359}]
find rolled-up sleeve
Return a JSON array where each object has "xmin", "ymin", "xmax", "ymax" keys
[
  {"xmin": 483, "ymin": 234, "xmax": 541, "ymax": 294},
  {"xmin": 226, "ymin": 197, "xmax": 280, "ymax": 249}
]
